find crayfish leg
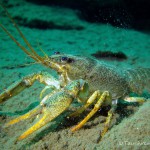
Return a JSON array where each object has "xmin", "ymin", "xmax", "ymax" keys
[
  {"xmin": 99, "ymin": 105, "xmax": 116, "ymax": 142},
  {"xmin": 69, "ymin": 90, "xmax": 100, "ymax": 117},
  {"xmin": 71, "ymin": 91, "xmax": 111, "ymax": 132}
]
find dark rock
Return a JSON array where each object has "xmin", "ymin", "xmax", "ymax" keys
[
  {"xmin": 91, "ymin": 51, "xmax": 127, "ymax": 61},
  {"xmin": 26, "ymin": 0, "xmax": 150, "ymax": 32}
]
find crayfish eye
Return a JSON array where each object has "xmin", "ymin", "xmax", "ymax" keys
[
  {"xmin": 54, "ymin": 51, "xmax": 60, "ymax": 55},
  {"xmin": 60, "ymin": 56, "xmax": 74, "ymax": 63},
  {"xmin": 61, "ymin": 56, "xmax": 68, "ymax": 61}
]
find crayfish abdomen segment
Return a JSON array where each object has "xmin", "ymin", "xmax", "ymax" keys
[{"xmin": 125, "ymin": 68, "xmax": 150, "ymax": 94}]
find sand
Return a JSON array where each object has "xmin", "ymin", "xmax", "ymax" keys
[{"xmin": 0, "ymin": 0, "xmax": 150, "ymax": 149}]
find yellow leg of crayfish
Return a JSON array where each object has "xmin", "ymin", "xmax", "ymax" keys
[
  {"xmin": 71, "ymin": 91, "xmax": 111, "ymax": 132},
  {"xmin": 100, "ymin": 107, "xmax": 114, "ymax": 140},
  {"xmin": 69, "ymin": 91, "xmax": 100, "ymax": 117},
  {"xmin": 5, "ymin": 106, "xmax": 41, "ymax": 127}
]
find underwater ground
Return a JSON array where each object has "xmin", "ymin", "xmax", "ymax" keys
[{"xmin": 0, "ymin": 0, "xmax": 150, "ymax": 149}]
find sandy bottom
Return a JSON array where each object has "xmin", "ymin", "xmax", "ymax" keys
[{"xmin": 0, "ymin": 0, "xmax": 150, "ymax": 150}]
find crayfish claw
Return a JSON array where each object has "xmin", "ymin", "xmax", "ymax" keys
[
  {"xmin": 4, "ymin": 106, "xmax": 42, "ymax": 128},
  {"xmin": 40, "ymin": 85, "xmax": 56, "ymax": 99},
  {"xmin": 17, "ymin": 91, "xmax": 73, "ymax": 140},
  {"xmin": 17, "ymin": 113, "xmax": 49, "ymax": 141}
]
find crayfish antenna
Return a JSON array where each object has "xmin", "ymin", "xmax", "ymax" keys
[
  {"xmin": 0, "ymin": 4, "xmax": 47, "ymax": 64},
  {"xmin": 37, "ymin": 40, "xmax": 49, "ymax": 59}
]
